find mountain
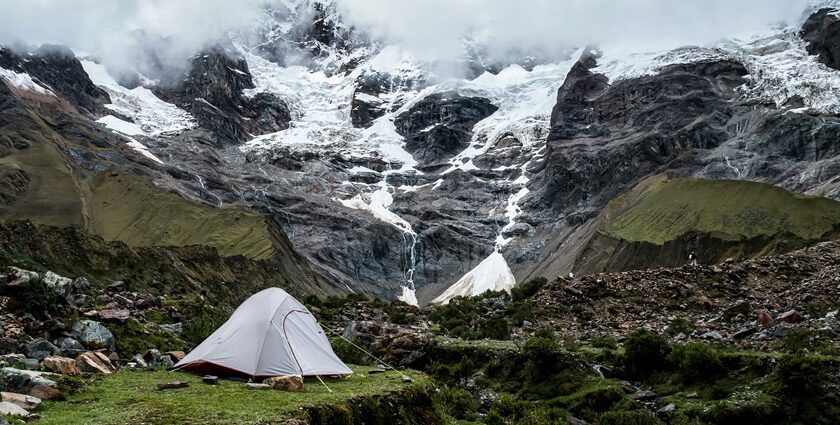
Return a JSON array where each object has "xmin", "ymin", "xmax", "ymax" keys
[{"xmin": 1, "ymin": 1, "xmax": 840, "ymax": 306}]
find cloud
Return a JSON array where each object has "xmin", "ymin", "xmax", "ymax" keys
[
  {"xmin": 0, "ymin": 0, "xmax": 818, "ymax": 78},
  {"xmin": 339, "ymin": 0, "xmax": 813, "ymax": 61}
]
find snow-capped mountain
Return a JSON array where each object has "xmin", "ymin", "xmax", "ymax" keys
[{"xmin": 2, "ymin": 0, "xmax": 840, "ymax": 305}]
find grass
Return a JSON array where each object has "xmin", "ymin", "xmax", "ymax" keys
[
  {"xmin": 601, "ymin": 175, "xmax": 840, "ymax": 245},
  {"xmin": 35, "ymin": 366, "xmax": 430, "ymax": 425},
  {"xmin": 86, "ymin": 171, "xmax": 275, "ymax": 260}
]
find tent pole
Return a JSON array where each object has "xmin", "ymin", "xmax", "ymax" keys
[
  {"xmin": 270, "ymin": 320, "xmax": 333, "ymax": 393},
  {"xmin": 318, "ymin": 320, "xmax": 399, "ymax": 372}
]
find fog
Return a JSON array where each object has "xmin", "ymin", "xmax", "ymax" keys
[{"xmin": 0, "ymin": 0, "xmax": 815, "ymax": 77}]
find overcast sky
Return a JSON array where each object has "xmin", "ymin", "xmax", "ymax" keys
[{"xmin": 0, "ymin": 0, "xmax": 816, "ymax": 74}]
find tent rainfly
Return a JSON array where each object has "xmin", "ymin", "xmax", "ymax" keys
[{"xmin": 175, "ymin": 287, "xmax": 352, "ymax": 378}]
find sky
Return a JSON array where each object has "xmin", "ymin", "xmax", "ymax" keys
[{"xmin": 0, "ymin": 0, "xmax": 817, "ymax": 75}]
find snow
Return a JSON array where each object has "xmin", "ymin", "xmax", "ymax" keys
[
  {"xmin": 97, "ymin": 115, "xmax": 144, "ymax": 136},
  {"xmin": 124, "ymin": 138, "xmax": 165, "ymax": 165},
  {"xmin": 431, "ymin": 251, "xmax": 517, "ymax": 305},
  {"xmin": 81, "ymin": 60, "xmax": 196, "ymax": 135},
  {"xmin": 0, "ymin": 67, "xmax": 54, "ymax": 96}
]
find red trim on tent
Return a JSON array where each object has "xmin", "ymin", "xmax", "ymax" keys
[{"xmin": 177, "ymin": 359, "xmax": 351, "ymax": 379}]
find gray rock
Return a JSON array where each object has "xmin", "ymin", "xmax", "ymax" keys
[
  {"xmin": 0, "ymin": 339, "xmax": 18, "ymax": 356},
  {"xmin": 41, "ymin": 271, "xmax": 73, "ymax": 298},
  {"xmin": 71, "ymin": 277, "xmax": 91, "ymax": 294},
  {"xmin": 54, "ymin": 338, "xmax": 85, "ymax": 358},
  {"xmin": 160, "ymin": 323, "xmax": 182, "ymax": 335},
  {"xmin": 0, "ymin": 412, "xmax": 9, "ymax": 425},
  {"xmin": 0, "ymin": 368, "xmax": 56, "ymax": 393},
  {"xmin": 22, "ymin": 339, "xmax": 61, "ymax": 361},
  {"xmin": 772, "ymin": 325, "xmax": 790, "ymax": 338},
  {"xmin": 71, "ymin": 321, "xmax": 115, "ymax": 351},
  {"xmin": 71, "ymin": 294, "xmax": 94, "ymax": 308},
  {"xmin": 0, "ymin": 401, "xmax": 28, "ymax": 418},
  {"xmin": 701, "ymin": 331, "xmax": 724, "ymax": 340},
  {"xmin": 130, "ymin": 354, "xmax": 148, "ymax": 370},
  {"xmin": 657, "ymin": 403, "xmax": 676, "ymax": 414},
  {"xmin": 0, "ymin": 355, "xmax": 24, "ymax": 369}
]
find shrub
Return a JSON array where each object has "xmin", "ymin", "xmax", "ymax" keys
[
  {"xmin": 478, "ymin": 317, "xmax": 512, "ymax": 340},
  {"xmin": 666, "ymin": 318, "xmax": 694, "ymax": 336},
  {"xmin": 329, "ymin": 337, "xmax": 372, "ymax": 366},
  {"xmin": 624, "ymin": 329, "xmax": 671, "ymax": 379},
  {"xmin": 433, "ymin": 387, "xmax": 478, "ymax": 420},
  {"xmin": 597, "ymin": 410, "xmax": 664, "ymax": 425},
  {"xmin": 523, "ymin": 334, "xmax": 562, "ymax": 384},
  {"xmin": 511, "ymin": 277, "xmax": 548, "ymax": 302},
  {"xmin": 668, "ymin": 343, "xmax": 722, "ymax": 383},
  {"xmin": 485, "ymin": 395, "xmax": 567, "ymax": 425},
  {"xmin": 428, "ymin": 358, "xmax": 476, "ymax": 386},
  {"xmin": 770, "ymin": 354, "xmax": 826, "ymax": 398},
  {"xmin": 15, "ymin": 277, "xmax": 62, "ymax": 318},
  {"xmin": 592, "ymin": 336, "xmax": 618, "ymax": 350}
]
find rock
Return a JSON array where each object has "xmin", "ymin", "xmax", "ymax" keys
[
  {"xmin": 71, "ymin": 277, "xmax": 91, "ymax": 294},
  {"xmin": 394, "ymin": 91, "xmax": 498, "ymax": 168},
  {"xmin": 71, "ymin": 320, "xmax": 115, "ymax": 351},
  {"xmin": 160, "ymin": 323, "xmax": 183, "ymax": 334},
  {"xmin": 159, "ymin": 356, "xmax": 174, "ymax": 370},
  {"xmin": 105, "ymin": 281, "xmax": 126, "ymax": 292},
  {"xmin": 20, "ymin": 360, "xmax": 38, "ymax": 371},
  {"xmin": 723, "ymin": 301, "xmax": 751, "ymax": 319},
  {"xmin": 0, "ymin": 355, "xmax": 24, "ymax": 369},
  {"xmin": 368, "ymin": 369, "xmax": 387, "ymax": 374},
  {"xmin": 28, "ymin": 385, "xmax": 64, "ymax": 401},
  {"xmin": 130, "ymin": 355, "xmax": 148, "ymax": 370},
  {"xmin": 656, "ymin": 403, "xmax": 676, "ymax": 414},
  {"xmin": 157, "ymin": 381, "xmax": 189, "ymax": 390},
  {"xmin": 165, "ymin": 351, "xmax": 186, "ymax": 362},
  {"xmin": 71, "ymin": 294, "xmax": 94, "ymax": 308},
  {"xmin": 401, "ymin": 375, "xmax": 412, "ymax": 383},
  {"xmin": 0, "ymin": 414, "xmax": 7, "ymax": 425},
  {"xmin": 263, "ymin": 375, "xmax": 304, "ymax": 392},
  {"xmin": 202, "ymin": 375, "xmax": 218, "ymax": 385},
  {"xmin": 801, "ymin": 8, "xmax": 840, "ymax": 71},
  {"xmin": 701, "ymin": 331, "xmax": 723, "ymax": 340},
  {"xmin": 0, "ymin": 392, "xmax": 41, "ymax": 410},
  {"xmin": 98, "ymin": 309, "xmax": 130, "ymax": 322},
  {"xmin": 757, "ymin": 309, "xmax": 775, "ymax": 328},
  {"xmin": 697, "ymin": 296, "xmax": 713, "ymax": 311},
  {"xmin": 776, "ymin": 310, "xmax": 804, "ymax": 324},
  {"xmin": 75, "ymin": 352, "xmax": 116, "ymax": 374},
  {"xmin": 631, "ymin": 389, "xmax": 657, "ymax": 401},
  {"xmin": 0, "ymin": 339, "xmax": 18, "ymax": 356},
  {"xmin": 0, "ymin": 401, "xmax": 28, "ymax": 418},
  {"xmin": 22, "ymin": 339, "xmax": 61, "ymax": 361},
  {"xmin": 54, "ymin": 338, "xmax": 85, "ymax": 358},
  {"xmin": 41, "ymin": 356, "xmax": 79, "ymax": 375},
  {"xmin": 772, "ymin": 325, "xmax": 789, "ymax": 339},
  {"xmin": 41, "ymin": 271, "xmax": 72, "ymax": 299},
  {"xmin": 732, "ymin": 327, "xmax": 756, "ymax": 340},
  {"xmin": 0, "ymin": 368, "xmax": 57, "ymax": 393},
  {"xmin": 244, "ymin": 383, "xmax": 271, "ymax": 390},
  {"xmin": 143, "ymin": 349, "xmax": 162, "ymax": 364}
]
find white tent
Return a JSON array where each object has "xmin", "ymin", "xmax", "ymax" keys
[{"xmin": 175, "ymin": 288, "xmax": 352, "ymax": 378}]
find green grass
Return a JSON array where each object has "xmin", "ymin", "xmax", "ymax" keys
[
  {"xmin": 601, "ymin": 175, "xmax": 840, "ymax": 245},
  {"xmin": 36, "ymin": 366, "xmax": 430, "ymax": 425}
]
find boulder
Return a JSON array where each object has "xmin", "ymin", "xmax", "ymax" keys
[
  {"xmin": 0, "ymin": 355, "xmax": 24, "ymax": 369},
  {"xmin": 0, "ymin": 392, "xmax": 41, "ymax": 410},
  {"xmin": 0, "ymin": 401, "xmax": 27, "ymax": 418},
  {"xmin": 160, "ymin": 323, "xmax": 182, "ymax": 334},
  {"xmin": 98, "ymin": 309, "xmax": 130, "ymax": 322},
  {"xmin": 165, "ymin": 351, "xmax": 185, "ymax": 362},
  {"xmin": 263, "ymin": 375, "xmax": 304, "ymax": 392},
  {"xmin": 71, "ymin": 277, "xmax": 91, "ymax": 294},
  {"xmin": 22, "ymin": 339, "xmax": 61, "ymax": 361},
  {"xmin": 71, "ymin": 320, "xmax": 115, "ymax": 351},
  {"xmin": 75, "ymin": 352, "xmax": 116, "ymax": 374},
  {"xmin": 0, "ymin": 339, "xmax": 18, "ymax": 356},
  {"xmin": 41, "ymin": 271, "xmax": 72, "ymax": 299},
  {"xmin": 29, "ymin": 385, "xmax": 64, "ymax": 401},
  {"xmin": 202, "ymin": 375, "xmax": 218, "ymax": 385},
  {"xmin": 0, "ymin": 413, "xmax": 8, "ymax": 425},
  {"xmin": 757, "ymin": 309, "xmax": 775, "ymax": 328},
  {"xmin": 54, "ymin": 338, "xmax": 85, "ymax": 358},
  {"xmin": 776, "ymin": 310, "xmax": 804, "ymax": 324},
  {"xmin": 0, "ymin": 368, "xmax": 56, "ymax": 393},
  {"xmin": 129, "ymin": 355, "xmax": 148, "ymax": 370},
  {"xmin": 41, "ymin": 356, "xmax": 79, "ymax": 375}
]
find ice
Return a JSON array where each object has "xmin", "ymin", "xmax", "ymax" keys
[
  {"xmin": 0, "ymin": 67, "xmax": 54, "ymax": 96},
  {"xmin": 431, "ymin": 251, "xmax": 517, "ymax": 305},
  {"xmin": 97, "ymin": 115, "xmax": 144, "ymax": 136},
  {"xmin": 81, "ymin": 60, "xmax": 196, "ymax": 136}
]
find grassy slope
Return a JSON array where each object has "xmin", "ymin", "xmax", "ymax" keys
[
  {"xmin": 601, "ymin": 175, "xmax": 840, "ymax": 245},
  {"xmin": 37, "ymin": 367, "xmax": 429, "ymax": 425},
  {"xmin": 86, "ymin": 171, "xmax": 275, "ymax": 260}
]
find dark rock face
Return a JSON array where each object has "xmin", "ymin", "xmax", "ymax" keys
[
  {"xmin": 394, "ymin": 92, "xmax": 498, "ymax": 168},
  {"xmin": 157, "ymin": 47, "xmax": 291, "ymax": 145},
  {"xmin": 801, "ymin": 8, "xmax": 840, "ymax": 71},
  {"xmin": 530, "ymin": 58, "xmax": 748, "ymax": 216},
  {"xmin": 0, "ymin": 45, "xmax": 110, "ymax": 114},
  {"xmin": 351, "ymin": 71, "xmax": 390, "ymax": 128}
]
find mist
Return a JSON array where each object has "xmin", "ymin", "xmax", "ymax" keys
[{"xmin": 0, "ymin": 0, "xmax": 816, "ymax": 78}]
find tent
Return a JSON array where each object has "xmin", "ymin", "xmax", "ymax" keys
[{"xmin": 174, "ymin": 287, "xmax": 352, "ymax": 378}]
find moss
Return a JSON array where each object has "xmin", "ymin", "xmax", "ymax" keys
[{"xmin": 109, "ymin": 318, "xmax": 187, "ymax": 356}]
